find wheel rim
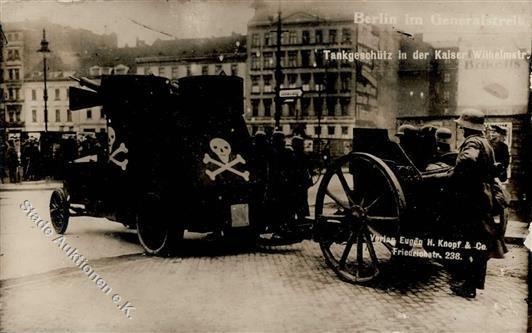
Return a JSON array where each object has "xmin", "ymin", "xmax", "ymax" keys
[
  {"xmin": 315, "ymin": 153, "xmax": 405, "ymax": 283},
  {"xmin": 137, "ymin": 198, "xmax": 169, "ymax": 253},
  {"xmin": 50, "ymin": 192, "xmax": 67, "ymax": 231}
]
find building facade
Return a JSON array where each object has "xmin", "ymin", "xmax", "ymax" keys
[
  {"xmin": 23, "ymin": 73, "xmax": 106, "ymax": 134},
  {"xmin": 246, "ymin": 9, "xmax": 400, "ymax": 156},
  {"xmin": 136, "ymin": 35, "xmax": 247, "ymax": 81},
  {"xmin": 2, "ymin": 29, "xmax": 25, "ymax": 132}
]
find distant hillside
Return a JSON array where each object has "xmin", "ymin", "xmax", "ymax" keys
[{"xmin": 4, "ymin": 18, "xmax": 117, "ymax": 74}]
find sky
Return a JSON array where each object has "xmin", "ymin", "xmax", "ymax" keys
[{"xmin": 1, "ymin": 0, "xmax": 530, "ymax": 48}]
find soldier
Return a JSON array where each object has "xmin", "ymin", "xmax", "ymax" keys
[
  {"xmin": 396, "ymin": 124, "xmax": 419, "ymax": 165},
  {"xmin": 290, "ymin": 135, "xmax": 312, "ymax": 222},
  {"xmin": 266, "ymin": 131, "xmax": 295, "ymax": 237},
  {"xmin": 448, "ymin": 108, "xmax": 504, "ymax": 298},
  {"xmin": 6, "ymin": 140, "xmax": 19, "ymax": 183},
  {"xmin": 489, "ymin": 125, "xmax": 510, "ymax": 182},
  {"xmin": 436, "ymin": 127, "xmax": 452, "ymax": 156}
]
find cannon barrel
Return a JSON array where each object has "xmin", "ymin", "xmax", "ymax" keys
[{"xmin": 69, "ymin": 76, "xmax": 100, "ymax": 92}]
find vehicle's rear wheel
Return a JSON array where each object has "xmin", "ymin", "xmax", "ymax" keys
[
  {"xmin": 50, "ymin": 188, "xmax": 70, "ymax": 234},
  {"xmin": 136, "ymin": 193, "xmax": 184, "ymax": 256}
]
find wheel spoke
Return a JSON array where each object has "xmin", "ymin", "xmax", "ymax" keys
[
  {"xmin": 339, "ymin": 230, "xmax": 356, "ymax": 268},
  {"xmin": 366, "ymin": 216, "xmax": 399, "ymax": 223},
  {"xmin": 325, "ymin": 189, "xmax": 351, "ymax": 210},
  {"xmin": 335, "ymin": 170, "xmax": 354, "ymax": 205},
  {"xmin": 364, "ymin": 194, "xmax": 383, "ymax": 211},
  {"xmin": 363, "ymin": 227, "xmax": 379, "ymax": 267}
]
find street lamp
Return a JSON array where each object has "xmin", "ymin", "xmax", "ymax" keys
[{"xmin": 37, "ymin": 29, "xmax": 50, "ymax": 133}]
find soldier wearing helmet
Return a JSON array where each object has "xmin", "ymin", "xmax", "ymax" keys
[
  {"xmin": 436, "ymin": 127, "xmax": 452, "ymax": 155},
  {"xmin": 488, "ymin": 125, "xmax": 510, "ymax": 182},
  {"xmin": 396, "ymin": 124, "xmax": 420, "ymax": 165},
  {"xmin": 446, "ymin": 108, "xmax": 507, "ymax": 298}
]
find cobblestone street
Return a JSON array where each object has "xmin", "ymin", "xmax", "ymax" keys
[{"xmin": 1, "ymin": 189, "xmax": 529, "ymax": 333}]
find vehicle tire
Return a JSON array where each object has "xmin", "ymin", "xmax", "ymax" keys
[
  {"xmin": 314, "ymin": 153, "xmax": 406, "ymax": 284},
  {"xmin": 136, "ymin": 193, "xmax": 184, "ymax": 256},
  {"xmin": 49, "ymin": 188, "xmax": 70, "ymax": 234}
]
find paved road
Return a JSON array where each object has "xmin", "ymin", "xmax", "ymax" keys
[{"xmin": 0, "ymin": 189, "xmax": 529, "ymax": 332}]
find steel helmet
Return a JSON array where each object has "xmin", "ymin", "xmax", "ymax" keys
[
  {"xmin": 436, "ymin": 127, "xmax": 452, "ymax": 144},
  {"xmin": 455, "ymin": 109, "xmax": 485, "ymax": 131},
  {"xmin": 396, "ymin": 124, "xmax": 418, "ymax": 137}
]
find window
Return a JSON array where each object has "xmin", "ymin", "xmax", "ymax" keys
[
  {"xmin": 263, "ymin": 99, "xmax": 272, "ymax": 117},
  {"xmin": 329, "ymin": 29, "xmax": 337, "ymax": 44},
  {"xmin": 444, "ymin": 72, "xmax": 451, "ymax": 82},
  {"xmin": 67, "ymin": 109, "xmax": 72, "ymax": 122},
  {"xmin": 264, "ymin": 33, "xmax": 271, "ymax": 46},
  {"xmin": 159, "ymin": 67, "xmax": 166, "ymax": 77},
  {"xmin": 301, "ymin": 98, "xmax": 310, "ymax": 116},
  {"xmin": 314, "ymin": 50, "xmax": 324, "ymax": 67},
  {"xmin": 100, "ymin": 109, "xmax": 105, "ymax": 119},
  {"xmin": 186, "ymin": 65, "xmax": 192, "ymax": 76},
  {"xmin": 301, "ymin": 73, "xmax": 311, "ymax": 91},
  {"xmin": 443, "ymin": 90, "xmax": 450, "ymax": 101},
  {"xmin": 215, "ymin": 64, "xmax": 223, "ymax": 74},
  {"xmin": 251, "ymin": 55, "xmax": 260, "ymax": 70},
  {"xmin": 342, "ymin": 28, "xmax": 352, "ymax": 44},
  {"xmin": 288, "ymin": 51, "xmax": 298, "ymax": 67},
  {"xmin": 301, "ymin": 50, "xmax": 311, "ymax": 67},
  {"xmin": 328, "ymin": 126, "xmax": 335, "ymax": 136},
  {"xmin": 340, "ymin": 73, "xmax": 351, "ymax": 91},
  {"xmin": 314, "ymin": 97, "xmax": 323, "ymax": 115},
  {"xmin": 288, "ymin": 103, "xmax": 296, "ymax": 117},
  {"xmin": 251, "ymin": 33, "xmax": 260, "ymax": 47},
  {"xmin": 86, "ymin": 109, "xmax": 92, "ymax": 119},
  {"xmin": 326, "ymin": 97, "xmax": 337, "ymax": 116},
  {"xmin": 288, "ymin": 74, "xmax": 298, "ymax": 88},
  {"xmin": 171, "ymin": 67, "xmax": 179, "ymax": 79},
  {"xmin": 302, "ymin": 31, "xmax": 310, "ymax": 44},
  {"xmin": 263, "ymin": 52, "xmax": 274, "ymax": 69},
  {"xmin": 54, "ymin": 89, "xmax": 60, "ymax": 100},
  {"xmin": 32, "ymin": 110, "xmax": 37, "ymax": 122},
  {"xmin": 281, "ymin": 31, "xmax": 289, "ymax": 45},
  {"xmin": 31, "ymin": 89, "xmax": 36, "ymax": 101},
  {"xmin": 202, "ymin": 65, "xmax": 209, "ymax": 75},
  {"xmin": 315, "ymin": 30, "xmax": 323, "ymax": 44},
  {"xmin": 231, "ymin": 64, "xmax": 238, "ymax": 76},
  {"xmin": 251, "ymin": 99, "xmax": 260, "ymax": 117},
  {"xmin": 314, "ymin": 73, "xmax": 324, "ymax": 91},
  {"xmin": 326, "ymin": 73, "xmax": 337, "ymax": 93},
  {"xmin": 341, "ymin": 126, "xmax": 348, "ymax": 135},
  {"xmin": 55, "ymin": 109, "xmax": 61, "ymax": 122},
  {"xmin": 289, "ymin": 31, "xmax": 298, "ymax": 44},
  {"xmin": 263, "ymin": 75, "xmax": 273, "ymax": 92},
  {"xmin": 340, "ymin": 98, "xmax": 351, "ymax": 116},
  {"xmin": 251, "ymin": 75, "xmax": 260, "ymax": 93}
]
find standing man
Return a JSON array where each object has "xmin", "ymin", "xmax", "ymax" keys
[
  {"xmin": 6, "ymin": 140, "xmax": 19, "ymax": 183},
  {"xmin": 448, "ymin": 109, "xmax": 504, "ymax": 298},
  {"xmin": 290, "ymin": 135, "xmax": 312, "ymax": 222},
  {"xmin": 489, "ymin": 125, "xmax": 510, "ymax": 182}
]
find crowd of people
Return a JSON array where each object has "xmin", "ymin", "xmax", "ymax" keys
[
  {"xmin": 0, "ymin": 134, "xmax": 104, "ymax": 183},
  {"xmin": 250, "ymin": 130, "xmax": 313, "ymax": 241}
]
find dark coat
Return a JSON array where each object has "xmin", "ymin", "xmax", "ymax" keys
[{"xmin": 450, "ymin": 134, "xmax": 507, "ymax": 259}]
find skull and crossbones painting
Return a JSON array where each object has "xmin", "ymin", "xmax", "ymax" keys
[
  {"xmin": 108, "ymin": 127, "xmax": 129, "ymax": 171},
  {"xmin": 203, "ymin": 138, "xmax": 250, "ymax": 181}
]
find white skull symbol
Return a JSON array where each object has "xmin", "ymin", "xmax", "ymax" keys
[
  {"xmin": 108, "ymin": 127, "xmax": 116, "ymax": 151},
  {"xmin": 209, "ymin": 138, "xmax": 231, "ymax": 163}
]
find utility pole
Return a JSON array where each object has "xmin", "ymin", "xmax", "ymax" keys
[{"xmin": 273, "ymin": 10, "xmax": 283, "ymax": 129}]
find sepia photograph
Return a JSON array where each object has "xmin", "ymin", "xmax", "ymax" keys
[{"xmin": 0, "ymin": 0, "xmax": 530, "ymax": 331}]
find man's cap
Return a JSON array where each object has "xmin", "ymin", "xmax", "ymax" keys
[
  {"xmin": 436, "ymin": 127, "xmax": 452, "ymax": 144},
  {"xmin": 396, "ymin": 124, "xmax": 418, "ymax": 137},
  {"xmin": 254, "ymin": 130, "xmax": 266, "ymax": 136},
  {"xmin": 489, "ymin": 124, "xmax": 507, "ymax": 135},
  {"xmin": 454, "ymin": 108, "xmax": 485, "ymax": 131}
]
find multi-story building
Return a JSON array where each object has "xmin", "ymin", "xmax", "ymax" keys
[
  {"xmin": 23, "ymin": 72, "xmax": 106, "ymax": 134},
  {"xmin": 2, "ymin": 29, "xmax": 25, "ymax": 132},
  {"xmin": 136, "ymin": 35, "xmax": 246, "ymax": 80},
  {"xmin": 246, "ymin": 8, "xmax": 400, "ymax": 156},
  {"xmin": 0, "ymin": 24, "xmax": 7, "ymax": 130}
]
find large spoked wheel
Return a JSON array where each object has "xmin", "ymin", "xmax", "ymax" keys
[
  {"xmin": 50, "ymin": 188, "xmax": 70, "ymax": 234},
  {"xmin": 314, "ymin": 153, "xmax": 406, "ymax": 284},
  {"xmin": 137, "ymin": 193, "xmax": 184, "ymax": 256}
]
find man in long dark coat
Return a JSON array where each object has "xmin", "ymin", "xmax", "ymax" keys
[{"xmin": 448, "ymin": 108, "xmax": 506, "ymax": 298}]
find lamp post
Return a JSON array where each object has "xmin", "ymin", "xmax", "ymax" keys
[{"xmin": 37, "ymin": 29, "xmax": 50, "ymax": 133}]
